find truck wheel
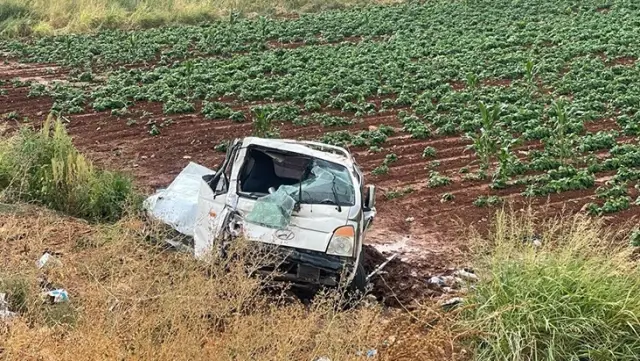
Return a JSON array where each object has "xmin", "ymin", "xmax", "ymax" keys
[{"xmin": 349, "ymin": 259, "xmax": 368, "ymax": 295}]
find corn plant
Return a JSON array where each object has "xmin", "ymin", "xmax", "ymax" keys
[
  {"xmin": 465, "ymin": 102, "xmax": 501, "ymax": 171},
  {"xmin": 524, "ymin": 59, "xmax": 535, "ymax": 83},
  {"xmin": 251, "ymin": 108, "xmax": 278, "ymax": 138}
]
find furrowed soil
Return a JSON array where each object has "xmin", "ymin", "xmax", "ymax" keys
[{"xmin": 2, "ymin": 37, "xmax": 639, "ymax": 300}]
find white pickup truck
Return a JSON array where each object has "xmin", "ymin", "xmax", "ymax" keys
[{"xmin": 145, "ymin": 137, "xmax": 377, "ymax": 291}]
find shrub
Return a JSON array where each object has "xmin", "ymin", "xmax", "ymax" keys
[
  {"xmin": 461, "ymin": 210, "xmax": 640, "ymax": 361},
  {"xmin": 0, "ymin": 116, "xmax": 138, "ymax": 222}
]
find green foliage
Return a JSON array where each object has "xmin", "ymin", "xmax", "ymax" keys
[
  {"xmin": 473, "ymin": 195, "xmax": 503, "ymax": 207},
  {"xmin": 0, "ymin": 117, "xmax": 137, "ymax": 222},
  {"xmin": 4, "ymin": 0, "xmax": 640, "ymax": 214},
  {"xmin": 383, "ymin": 153, "xmax": 398, "ymax": 165},
  {"xmin": 427, "ymin": 171, "xmax": 451, "ymax": 188},
  {"xmin": 440, "ymin": 192, "xmax": 454, "ymax": 202},
  {"xmin": 371, "ymin": 164, "xmax": 388, "ymax": 176},
  {"xmin": 422, "ymin": 146, "xmax": 436, "ymax": 158},
  {"xmin": 465, "ymin": 102, "xmax": 501, "ymax": 171},
  {"xmin": 384, "ymin": 186, "xmax": 413, "ymax": 200},
  {"xmin": 202, "ymin": 101, "xmax": 233, "ymax": 120},
  {"xmin": 462, "ymin": 213, "xmax": 640, "ymax": 361},
  {"xmin": 251, "ymin": 108, "xmax": 278, "ymax": 138}
]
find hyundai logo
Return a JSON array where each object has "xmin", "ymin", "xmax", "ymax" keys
[{"xmin": 275, "ymin": 229, "xmax": 295, "ymax": 241}]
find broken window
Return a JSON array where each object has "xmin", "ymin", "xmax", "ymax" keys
[{"xmin": 241, "ymin": 147, "xmax": 356, "ymax": 229}]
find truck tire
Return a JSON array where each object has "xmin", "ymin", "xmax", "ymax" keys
[{"xmin": 349, "ymin": 259, "xmax": 368, "ymax": 295}]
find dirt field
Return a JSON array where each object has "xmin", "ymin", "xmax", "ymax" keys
[{"xmin": 3, "ymin": 60, "xmax": 638, "ymax": 275}]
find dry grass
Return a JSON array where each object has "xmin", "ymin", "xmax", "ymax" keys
[
  {"xmin": 0, "ymin": 206, "xmax": 459, "ymax": 361},
  {"xmin": 461, "ymin": 208, "xmax": 640, "ymax": 361},
  {"xmin": 0, "ymin": 0, "xmax": 402, "ymax": 36}
]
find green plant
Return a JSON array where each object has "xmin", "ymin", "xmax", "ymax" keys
[
  {"xmin": 462, "ymin": 210, "xmax": 640, "ymax": 361},
  {"xmin": 422, "ymin": 146, "xmax": 436, "ymax": 158},
  {"xmin": 466, "ymin": 73, "xmax": 479, "ymax": 88},
  {"xmin": 0, "ymin": 116, "xmax": 137, "ymax": 222},
  {"xmin": 252, "ymin": 108, "xmax": 277, "ymax": 138},
  {"xmin": 383, "ymin": 153, "xmax": 398, "ymax": 165},
  {"xmin": 384, "ymin": 186, "xmax": 413, "ymax": 200},
  {"xmin": 473, "ymin": 195, "xmax": 503, "ymax": 207},
  {"xmin": 524, "ymin": 59, "xmax": 535, "ymax": 83},
  {"xmin": 202, "ymin": 101, "xmax": 233, "ymax": 120},
  {"xmin": 428, "ymin": 171, "xmax": 451, "ymax": 188},
  {"xmin": 214, "ymin": 140, "xmax": 229, "ymax": 153},
  {"xmin": 371, "ymin": 164, "xmax": 389, "ymax": 176},
  {"xmin": 465, "ymin": 102, "xmax": 501, "ymax": 171},
  {"xmin": 149, "ymin": 124, "xmax": 160, "ymax": 136}
]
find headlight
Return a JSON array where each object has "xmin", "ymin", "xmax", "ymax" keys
[{"xmin": 327, "ymin": 226, "xmax": 355, "ymax": 257}]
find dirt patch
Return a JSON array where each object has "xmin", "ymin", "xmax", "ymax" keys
[
  {"xmin": 608, "ymin": 56, "xmax": 636, "ymax": 67},
  {"xmin": 362, "ymin": 245, "xmax": 446, "ymax": 307}
]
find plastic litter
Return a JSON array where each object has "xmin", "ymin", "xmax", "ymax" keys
[
  {"xmin": 428, "ymin": 276, "xmax": 445, "ymax": 286},
  {"xmin": 0, "ymin": 293, "xmax": 17, "ymax": 321},
  {"xmin": 441, "ymin": 297, "xmax": 463, "ymax": 309},
  {"xmin": 454, "ymin": 269, "xmax": 479, "ymax": 282},
  {"xmin": 356, "ymin": 349, "xmax": 378, "ymax": 358},
  {"xmin": 36, "ymin": 252, "xmax": 52, "ymax": 269},
  {"xmin": 45, "ymin": 289, "xmax": 69, "ymax": 303},
  {"xmin": 315, "ymin": 357, "xmax": 331, "ymax": 361}
]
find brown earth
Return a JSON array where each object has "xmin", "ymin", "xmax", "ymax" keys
[{"xmin": 2, "ymin": 60, "xmax": 640, "ymax": 289}]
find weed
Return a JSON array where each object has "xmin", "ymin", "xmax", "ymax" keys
[
  {"xmin": 461, "ymin": 210, "xmax": 640, "ymax": 361},
  {"xmin": 0, "ymin": 116, "xmax": 138, "ymax": 222},
  {"xmin": 384, "ymin": 186, "xmax": 413, "ymax": 200}
]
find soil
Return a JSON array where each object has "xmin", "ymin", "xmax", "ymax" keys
[{"xmin": 3, "ymin": 60, "xmax": 640, "ymax": 307}]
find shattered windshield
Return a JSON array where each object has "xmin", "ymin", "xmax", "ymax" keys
[
  {"xmin": 243, "ymin": 155, "xmax": 355, "ymax": 228},
  {"xmin": 239, "ymin": 147, "xmax": 356, "ymax": 207},
  {"xmin": 283, "ymin": 159, "xmax": 355, "ymax": 207}
]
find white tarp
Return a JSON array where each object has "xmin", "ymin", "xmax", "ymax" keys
[{"xmin": 144, "ymin": 162, "xmax": 214, "ymax": 237}]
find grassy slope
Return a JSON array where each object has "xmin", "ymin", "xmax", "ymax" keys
[
  {"xmin": 0, "ymin": 206, "xmax": 456, "ymax": 361},
  {"xmin": 0, "ymin": 0, "xmax": 399, "ymax": 36}
]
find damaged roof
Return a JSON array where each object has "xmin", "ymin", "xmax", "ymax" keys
[{"xmin": 241, "ymin": 137, "xmax": 355, "ymax": 167}]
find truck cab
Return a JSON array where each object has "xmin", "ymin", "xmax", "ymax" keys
[{"xmin": 193, "ymin": 137, "xmax": 377, "ymax": 290}]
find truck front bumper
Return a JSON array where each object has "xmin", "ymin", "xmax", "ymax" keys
[{"xmin": 252, "ymin": 244, "xmax": 354, "ymax": 288}]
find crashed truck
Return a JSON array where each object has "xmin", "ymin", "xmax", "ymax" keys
[{"xmin": 145, "ymin": 137, "xmax": 377, "ymax": 291}]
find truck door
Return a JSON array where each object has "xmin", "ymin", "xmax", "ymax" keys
[{"xmin": 193, "ymin": 141, "xmax": 241, "ymax": 258}]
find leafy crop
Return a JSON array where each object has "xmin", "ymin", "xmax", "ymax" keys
[{"xmin": 4, "ymin": 0, "xmax": 640, "ymax": 213}]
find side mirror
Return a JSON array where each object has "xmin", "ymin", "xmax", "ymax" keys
[{"xmin": 365, "ymin": 185, "xmax": 376, "ymax": 210}]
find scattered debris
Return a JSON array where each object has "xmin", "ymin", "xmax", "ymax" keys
[
  {"xmin": 0, "ymin": 293, "xmax": 17, "ymax": 321},
  {"xmin": 356, "ymin": 349, "xmax": 378, "ymax": 358},
  {"xmin": 315, "ymin": 357, "xmax": 331, "ymax": 361},
  {"xmin": 454, "ymin": 269, "xmax": 479, "ymax": 282},
  {"xmin": 405, "ymin": 216, "xmax": 415, "ymax": 223},
  {"xmin": 36, "ymin": 252, "xmax": 52, "ymax": 269},
  {"xmin": 441, "ymin": 297, "xmax": 464, "ymax": 309},
  {"xmin": 366, "ymin": 253, "xmax": 399, "ymax": 281},
  {"xmin": 44, "ymin": 289, "xmax": 69, "ymax": 304}
]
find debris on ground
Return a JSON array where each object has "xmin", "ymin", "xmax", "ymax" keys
[
  {"xmin": 440, "ymin": 297, "xmax": 464, "ymax": 309},
  {"xmin": 36, "ymin": 251, "xmax": 62, "ymax": 269},
  {"xmin": 355, "ymin": 348, "xmax": 379, "ymax": 358},
  {"xmin": 43, "ymin": 289, "xmax": 69, "ymax": 304},
  {"xmin": 363, "ymin": 245, "xmax": 480, "ymax": 307},
  {"xmin": 0, "ymin": 293, "xmax": 17, "ymax": 321},
  {"xmin": 315, "ymin": 357, "xmax": 331, "ymax": 361}
]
